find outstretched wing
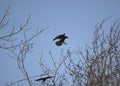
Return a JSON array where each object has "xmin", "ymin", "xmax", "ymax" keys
[
  {"xmin": 53, "ymin": 33, "xmax": 65, "ymax": 41},
  {"xmin": 35, "ymin": 76, "xmax": 53, "ymax": 82},
  {"xmin": 35, "ymin": 78, "xmax": 43, "ymax": 81}
]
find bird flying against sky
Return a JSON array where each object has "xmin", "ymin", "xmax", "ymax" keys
[
  {"xmin": 53, "ymin": 33, "xmax": 68, "ymax": 46},
  {"xmin": 35, "ymin": 76, "xmax": 53, "ymax": 82}
]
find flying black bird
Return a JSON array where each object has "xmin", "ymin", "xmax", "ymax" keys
[
  {"xmin": 53, "ymin": 33, "xmax": 68, "ymax": 40},
  {"xmin": 53, "ymin": 33, "xmax": 68, "ymax": 46},
  {"xmin": 35, "ymin": 76, "xmax": 53, "ymax": 82}
]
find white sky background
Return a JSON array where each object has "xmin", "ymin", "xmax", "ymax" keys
[{"xmin": 0, "ymin": 0, "xmax": 120, "ymax": 85}]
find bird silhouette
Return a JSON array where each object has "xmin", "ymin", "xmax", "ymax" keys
[
  {"xmin": 35, "ymin": 76, "xmax": 53, "ymax": 82},
  {"xmin": 53, "ymin": 33, "xmax": 68, "ymax": 46}
]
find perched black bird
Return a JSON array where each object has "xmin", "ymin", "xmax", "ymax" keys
[
  {"xmin": 35, "ymin": 76, "xmax": 53, "ymax": 82},
  {"xmin": 53, "ymin": 33, "xmax": 68, "ymax": 46}
]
